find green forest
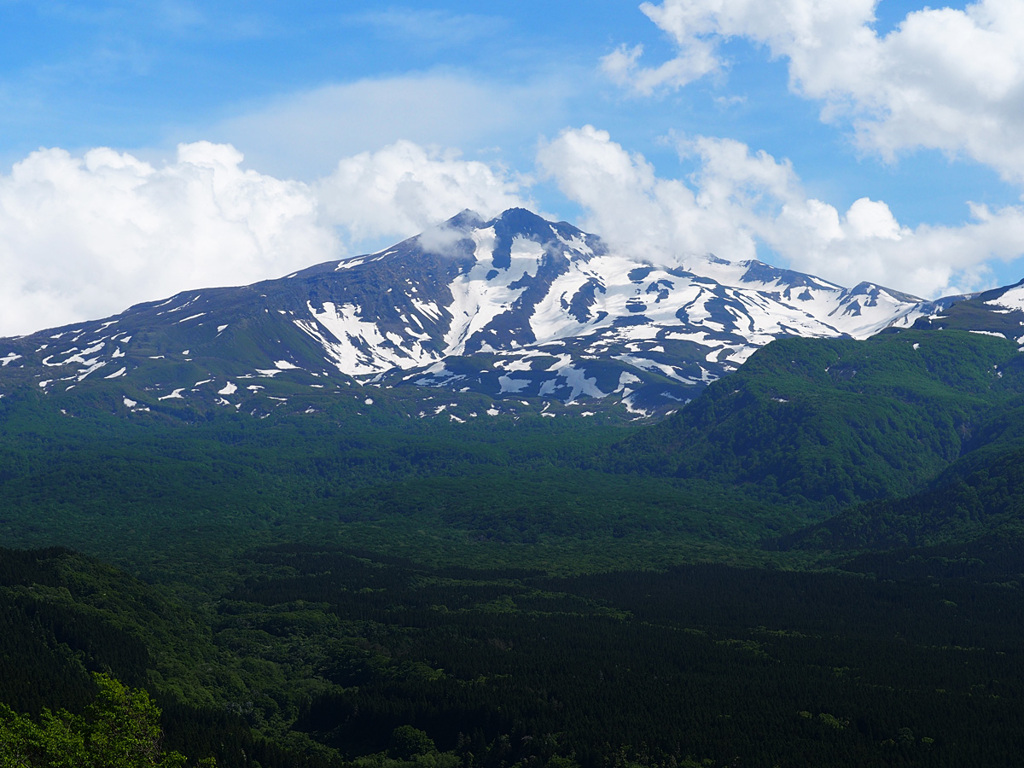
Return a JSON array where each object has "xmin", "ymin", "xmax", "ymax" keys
[{"xmin": 2, "ymin": 328, "xmax": 1024, "ymax": 767}]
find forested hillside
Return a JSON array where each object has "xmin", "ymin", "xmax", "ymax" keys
[
  {"xmin": 608, "ymin": 330, "xmax": 1024, "ymax": 508},
  {"xmin": 2, "ymin": 545, "xmax": 1023, "ymax": 768},
  {"xmin": 3, "ymin": 324, "xmax": 1024, "ymax": 766}
]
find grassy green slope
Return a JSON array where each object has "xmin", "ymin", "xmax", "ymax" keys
[
  {"xmin": 607, "ymin": 329, "xmax": 1024, "ymax": 511},
  {"xmin": 5, "ymin": 386, "xmax": 768, "ymax": 577},
  {"xmin": 6, "ymin": 326, "xmax": 1024, "ymax": 578},
  {"xmin": 778, "ymin": 437, "xmax": 1024, "ymax": 554}
]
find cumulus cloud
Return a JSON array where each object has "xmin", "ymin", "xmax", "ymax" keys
[
  {"xmin": 537, "ymin": 126, "xmax": 758, "ymax": 267},
  {"xmin": 0, "ymin": 142, "xmax": 337, "ymax": 336},
  {"xmin": 315, "ymin": 140, "xmax": 529, "ymax": 249},
  {"xmin": 6, "ymin": 125, "xmax": 1021, "ymax": 339},
  {"xmin": 607, "ymin": 0, "xmax": 1024, "ymax": 183},
  {"xmin": 538, "ymin": 125, "xmax": 1024, "ymax": 297},
  {"xmin": 0, "ymin": 140, "xmax": 528, "ymax": 336}
]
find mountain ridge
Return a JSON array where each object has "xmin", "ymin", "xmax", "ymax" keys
[{"xmin": 0, "ymin": 208, "xmax": 967, "ymax": 420}]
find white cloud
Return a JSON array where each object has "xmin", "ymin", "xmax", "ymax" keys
[
  {"xmin": 211, "ymin": 73, "xmax": 568, "ymax": 180},
  {"xmin": 601, "ymin": 40, "xmax": 719, "ymax": 93},
  {"xmin": 5, "ymin": 124, "xmax": 1020, "ymax": 339},
  {"xmin": 609, "ymin": 0, "xmax": 1024, "ymax": 183},
  {"xmin": 0, "ymin": 139, "xmax": 529, "ymax": 336},
  {"xmin": 537, "ymin": 126, "xmax": 776, "ymax": 268},
  {"xmin": 315, "ymin": 140, "xmax": 530, "ymax": 249},
  {"xmin": 0, "ymin": 142, "xmax": 337, "ymax": 336},
  {"xmin": 538, "ymin": 125, "xmax": 1024, "ymax": 297}
]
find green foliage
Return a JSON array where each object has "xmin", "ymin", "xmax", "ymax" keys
[
  {"xmin": 0, "ymin": 387, "xmax": 789, "ymax": 580},
  {"xmin": 240, "ymin": 546, "xmax": 1024, "ymax": 767},
  {"xmin": 5, "ymin": 540, "xmax": 1024, "ymax": 767},
  {"xmin": 388, "ymin": 726, "xmax": 435, "ymax": 760},
  {"xmin": 6, "ymin": 324, "xmax": 1024, "ymax": 767},
  {"xmin": 779, "ymin": 438, "xmax": 1024, "ymax": 554},
  {"xmin": 0, "ymin": 674, "xmax": 190, "ymax": 768},
  {"xmin": 609, "ymin": 330, "xmax": 1024, "ymax": 510},
  {"xmin": 6, "ymin": 327, "xmax": 1024, "ymax": 580}
]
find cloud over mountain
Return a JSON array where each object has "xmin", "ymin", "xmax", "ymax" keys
[
  {"xmin": 0, "ymin": 139, "xmax": 529, "ymax": 336},
  {"xmin": 0, "ymin": 142, "xmax": 335, "ymax": 335},
  {"xmin": 539, "ymin": 125, "xmax": 1024, "ymax": 299},
  {"xmin": 315, "ymin": 140, "xmax": 529, "ymax": 249}
]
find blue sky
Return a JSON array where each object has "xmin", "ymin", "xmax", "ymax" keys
[{"xmin": 1, "ymin": 0, "xmax": 1022, "ymax": 334}]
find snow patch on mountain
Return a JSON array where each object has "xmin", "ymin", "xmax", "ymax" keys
[
  {"xmin": 0, "ymin": 207, "xmax": 970, "ymax": 420},
  {"xmin": 985, "ymin": 283, "xmax": 1024, "ymax": 312},
  {"xmin": 302, "ymin": 301, "xmax": 440, "ymax": 375}
]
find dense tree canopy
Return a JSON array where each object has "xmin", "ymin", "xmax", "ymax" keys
[{"xmin": 0, "ymin": 674, "xmax": 198, "ymax": 768}]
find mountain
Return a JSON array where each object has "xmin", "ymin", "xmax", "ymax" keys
[
  {"xmin": 913, "ymin": 276, "xmax": 1024, "ymax": 339},
  {"xmin": 606, "ymin": 326, "xmax": 1024, "ymax": 509},
  {"xmin": 0, "ymin": 208, "xmax": 955, "ymax": 421},
  {"xmin": 777, "ymin": 439, "xmax": 1024, "ymax": 554}
]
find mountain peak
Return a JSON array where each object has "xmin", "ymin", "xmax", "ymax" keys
[
  {"xmin": 0, "ymin": 208, "xmax": 970, "ymax": 420},
  {"xmin": 444, "ymin": 208, "xmax": 487, "ymax": 229}
]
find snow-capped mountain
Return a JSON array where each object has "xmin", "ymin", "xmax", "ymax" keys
[
  {"xmin": 912, "ymin": 278, "xmax": 1024, "ymax": 344},
  {"xmin": 0, "ymin": 208, "xmax": 958, "ymax": 420}
]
